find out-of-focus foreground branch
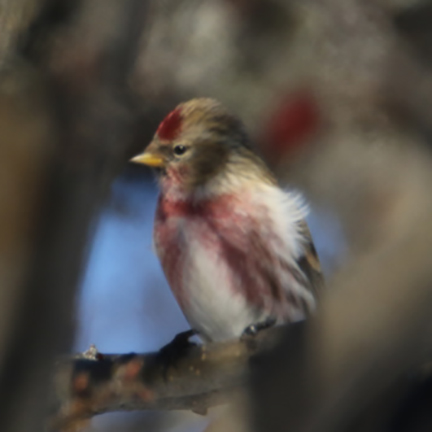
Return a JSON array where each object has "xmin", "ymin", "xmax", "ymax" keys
[
  {"xmin": 250, "ymin": 189, "xmax": 432, "ymax": 432},
  {"xmin": 0, "ymin": 1, "xmax": 149, "ymax": 431}
]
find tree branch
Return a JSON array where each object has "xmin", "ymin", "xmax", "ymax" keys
[{"xmin": 48, "ymin": 327, "xmax": 284, "ymax": 431}]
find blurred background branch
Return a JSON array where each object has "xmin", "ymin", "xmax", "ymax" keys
[{"xmin": 1, "ymin": 1, "xmax": 432, "ymax": 432}]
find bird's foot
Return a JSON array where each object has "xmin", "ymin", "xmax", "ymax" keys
[
  {"xmin": 157, "ymin": 329, "xmax": 197, "ymax": 379},
  {"xmin": 241, "ymin": 317, "xmax": 277, "ymax": 340}
]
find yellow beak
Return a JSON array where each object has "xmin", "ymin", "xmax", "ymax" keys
[{"xmin": 130, "ymin": 152, "xmax": 165, "ymax": 167}]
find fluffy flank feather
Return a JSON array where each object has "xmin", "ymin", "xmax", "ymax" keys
[{"xmin": 282, "ymin": 190, "xmax": 309, "ymax": 226}]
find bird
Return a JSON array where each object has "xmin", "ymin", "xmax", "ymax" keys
[{"xmin": 131, "ymin": 98, "xmax": 323, "ymax": 343}]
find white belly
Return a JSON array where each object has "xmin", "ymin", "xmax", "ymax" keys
[{"xmin": 181, "ymin": 235, "xmax": 266, "ymax": 342}]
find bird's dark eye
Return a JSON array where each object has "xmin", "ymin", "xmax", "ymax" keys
[{"xmin": 173, "ymin": 145, "xmax": 187, "ymax": 156}]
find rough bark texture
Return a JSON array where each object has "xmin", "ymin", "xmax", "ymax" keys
[{"xmin": 48, "ymin": 329, "xmax": 284, "ymax": 431}]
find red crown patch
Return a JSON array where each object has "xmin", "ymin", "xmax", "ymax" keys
[{"xmin": 156, "ymin": 108, "xmax": 182, "ymax": 141}]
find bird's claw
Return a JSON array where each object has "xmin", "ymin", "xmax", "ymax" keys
[
  {"xmin": 157, "ymin": 329, "xmax": 198, "ymax": 379},
  {"xmin": 241, "ymin": 317, "xmax": 277, "ymax": 340}
]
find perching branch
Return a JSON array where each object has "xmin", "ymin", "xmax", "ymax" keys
[{"xmin": 48, "ymin": 327, "xmax": 284, "ymax": 431}]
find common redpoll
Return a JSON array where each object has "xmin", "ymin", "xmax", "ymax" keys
[{"xmin": 131, "ymin": 98, "xmax": 323, "ymax": 342}]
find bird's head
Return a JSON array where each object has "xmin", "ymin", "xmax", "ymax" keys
[{"xmin": 131, "ymin": 98, "xmax": 271, "ymax": 195}]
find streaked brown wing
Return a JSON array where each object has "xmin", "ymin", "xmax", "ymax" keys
[{"xmin": 296, "ymin": 220, "xmax": 325, "ymax": 297}]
